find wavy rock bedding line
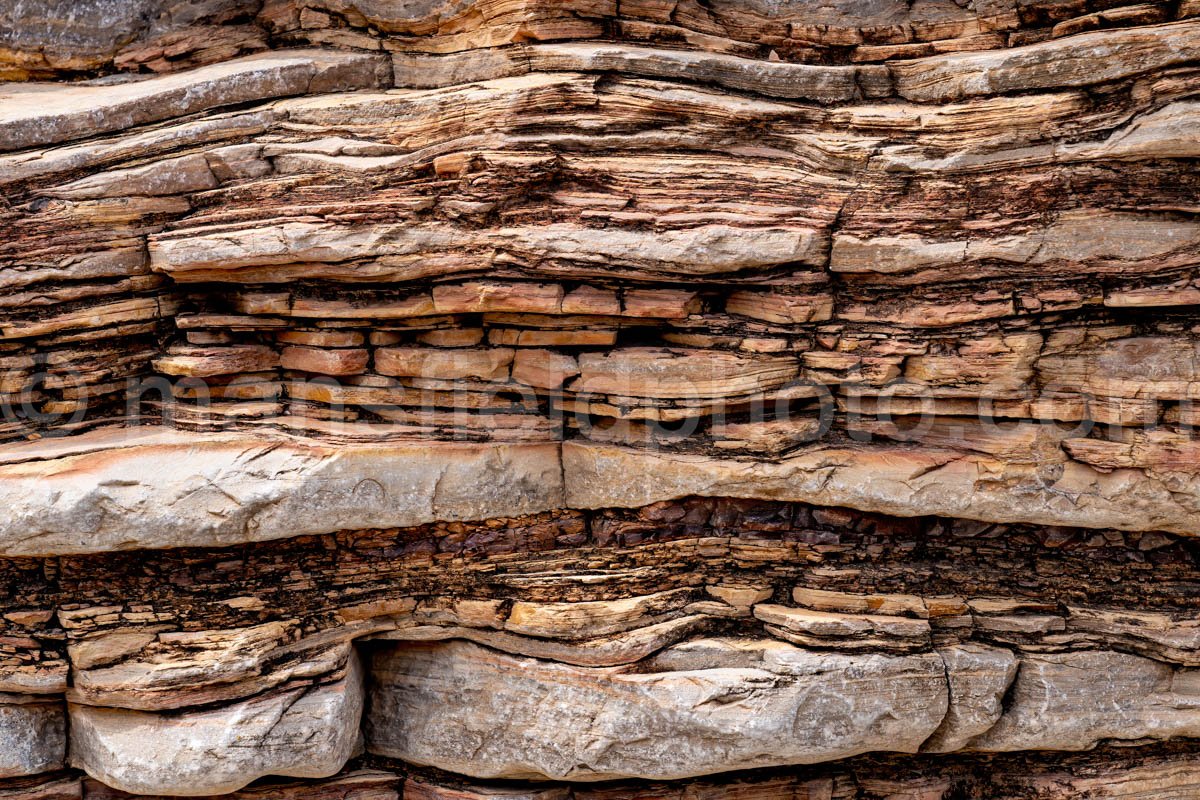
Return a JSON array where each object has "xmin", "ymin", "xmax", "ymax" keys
[
  {"xmin": 1, "ymin": 6, "xmax": 1199, "ymax": 800},
  {"xmin": 1, "ymin": 20, "xmax": 1198, "ymax": 458},
  {"xmin": 0, "ymin": 495, "xmax": 1196, "ymax": 794},
  {"xmin": 1, "ymin": 33, "xmax": 1197, "ymax": 452},
  {"xmin": 4, "ymin": 17, "xmax": 1200, "ymax": 154},
  {"xmin": 8, "ymin": 60, "xmax": 1199, "ymax": 192},
  {"xmin": 56, "ymin": 587, "xmax": 1200, "ymax": 708},
  {"xmin": 2, "ymin": 0, "xmax": 1198, "ymax": 80}
]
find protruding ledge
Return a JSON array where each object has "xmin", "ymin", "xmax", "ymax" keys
[
  {"xmin": 4, "ymin": 429, "xmax": 1199, "ymax": 556},
  {"xmin": 0, "ymin": 428, "xmax": 563, "ymax": 556},
  {"xmin": 0, "ymin": 49, "xmax": 390, "ymax": 153},
  {"xmin": 562, "ymin": 441, "xmax": 1200, "ymax": 537}
]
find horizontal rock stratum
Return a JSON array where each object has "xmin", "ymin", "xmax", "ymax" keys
[{"xmin": 1, "ymin": 0, "xmax": 1200, "ymax": 798}]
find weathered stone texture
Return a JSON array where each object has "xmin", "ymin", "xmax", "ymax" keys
[
  {"xmin": 2, "ymin": 0, "xmax": 1200, "ymax": 797},
  {"xmin": 0, "ymin": 702, "xmax": 65, "ymax": 779},
  {"xmin": 366, "ymin": 639, "xmax": 949, "ymax": 780},
  {"xmin": 69, "ymin": 655, "xmax": 364, "ymax": 796}
]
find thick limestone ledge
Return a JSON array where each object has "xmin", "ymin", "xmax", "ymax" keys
[
  {"xmin": 4, "ymin": 429, "xmax": 1200, "ymax": 555},
  {"xmin": 366, "ymin": 637, "xmax": 1200, "ymax": 783},
  {"xmin": 0, "ymin": 428, "xmax": 563, "ymax": 556},
  {"xmin": 366, "ymin": 638, "xmax": 1200, "ymax": 782},
  {"xmin": 365, "ymin": 638, "xmax": 954, "ymax": 781},
  {"xmin": 562, "ymin": 441, "xmax": 1200, "ymax": 538}
]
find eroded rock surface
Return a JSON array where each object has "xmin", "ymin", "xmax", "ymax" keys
[
  {"xmin": 0, "ymin": 499, "xmax": 1197, "ymax": 795},
  {"xmin": 2, "ymin": 1, "xmax": 1200, "ymax": 798},
  {"xmin": 0, "ymin": 701, "xmax": 65, "ymax": 779},
  {"xmin": 69, "ymin": 655, "xmax": 364, "ymax": 796},
  {"xmin": 366, "ymin": 638, "xmax": 948, "ymax": 780},
  {"xmin": 0, "ymin": 430, "xmax": 562, "ymax": 555}
]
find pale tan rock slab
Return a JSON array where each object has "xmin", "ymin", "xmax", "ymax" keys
[
  {"xmin": 365, "ymin": 638, "xmax": 948, "ymax": 781},
  {"xmin": 922, "ymin": 645, "xmax": 1018, "ymax": 753},
  {"xmin": 69, "ymin": 655, "xmax": 364, "ymax": 796},
  {"xmin": 0, "ymin": 429, "xmax": 563, "ymax": 556},
  {"xmin": 891, "ymin": 20, "xmax": 1200, "ymax": 102},
  {"xmin": 969, "ymin": 651, "xmax": 1200, "ymax": 752},
  {"xmin": 394, "ymin": 43, "xmax": 890, "ymax": 102},
  {"xmin": 0, "ymin": 49, "xmax": 389, "ymax": 152},
  {"xmin": 562, "ymin": 441, "xmax": 1200, "ymax": 537}
]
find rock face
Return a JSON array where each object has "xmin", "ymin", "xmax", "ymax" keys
[
  {"xmin": 1, "ymin": 501, "xmax": 1200, "ymax": 797},
  {"xmin": 366, "ymin": 639, "xmax": 949, "ymax": 780},
  {"xmin": 969, "ymin": 652, "xmax": 1200, "ymax": 752},
  {"xmin": 69, "ymin": 655, "xmax": 364, "ymax": 796},
  {"xmin": 2, "ymin": 1, "xmax": 1200, "ymax": 799},
  {"xmin": 0, "ymin": 701, "xmax": 65, "ymax": 779},
  {"xmin": 0, "ymin": 430, "xmax": 562, "ymax": 555}
]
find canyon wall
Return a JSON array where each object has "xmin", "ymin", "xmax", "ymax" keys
[{"xmin": 1, "ymin": 0, "xmax": 1199, "ymax": 797}]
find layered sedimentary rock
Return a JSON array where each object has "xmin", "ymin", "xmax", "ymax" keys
[
  {"xmin": 69, "ymin": 655, "xmax": 364, "ymax": 796},
  {"xmin": 2, "ymin": 498, "xmax": 1199, "ymax": 796},
  {"xmin": 2, "ymin": 0, "xmax": 1200, "ymax": 797}
]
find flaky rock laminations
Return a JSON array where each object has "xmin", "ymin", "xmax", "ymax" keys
[{"xmin": 2, "ymin": 0, "xmax": 1200, "ymax": 798}]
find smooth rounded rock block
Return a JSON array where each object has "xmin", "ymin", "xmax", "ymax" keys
[
  {"xmin": 365, "ymin": 638, "xmax": 951, "ymax": 781},
  {"xmin": 68, "ymin": 654, "xmax": 364, "ymax": 796}
]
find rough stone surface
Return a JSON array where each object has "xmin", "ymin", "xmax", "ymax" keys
[
  {"xmin": 68, "ymin": 655, "xmax": 364, "ymax": 796},
  {"xmin": 970, "ymin": 652, "xmax": 1200, "ymax": 752},
  {"xmin": 0, "ymin": 496, "xmax": 1198, "ymax": 794},
  {"xmin": 0, "ymin": 702, "xmax": 66, "ymax": 779},
  {"xmin": 365, "ymin": 639, "xmax": 948, "ymax": 781},
  {"xmin": 562, "ymin": 441, "xmax": 1200, "ymax": 537},
  {"xmin": 922, "ymin": 645, "xmax": 1018, "ymax": 753},
  {"xmin": 3, "ymin": 1, "xmax": 1200, "ymax": 797},
  {"xmin": 0, "ymin": 431, "xmax": 562, "ymax": 555}
]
